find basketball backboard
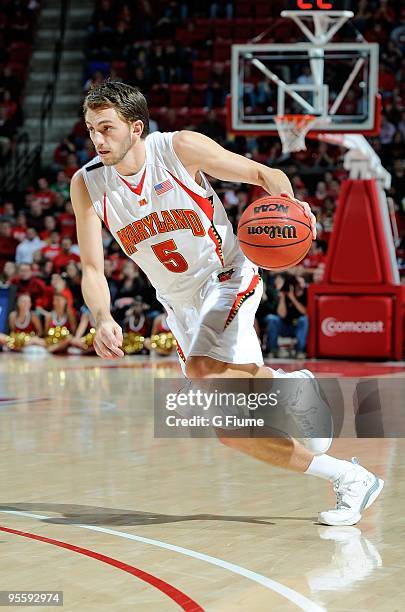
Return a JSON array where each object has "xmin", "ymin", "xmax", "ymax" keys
[{"xmin": 230, "ymin": 42, "xmax": 379, "ymax": 136}]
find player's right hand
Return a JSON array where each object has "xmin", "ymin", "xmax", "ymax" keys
[{"xmin": 94, "ymin": 319, "xmax": 124, "ymax": 359}]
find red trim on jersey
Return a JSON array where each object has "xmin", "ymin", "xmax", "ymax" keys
[
  {"xmin": 118, "ymin": 168, "xmax": 147, "ymax": 196},
  {"xmin": 208, "ymin": 227, "xmax": 224, "ymax": 267},
  {"xmin": 176, "ymin": 341, "xmax": 186, "ymax": 363},
  {"xmin": 103, "ymin": 192, "xmax": 110, "ymax": 231},
  {"xmin": 167, "ymin": 171, "xmax": 213, "ymax": 220},
  {"xmin": 167, "ymin": 171, "xmax": 224, "ymax": 266},
  {"xmin": 224, "ymin": 273, "xmax": 261, "ymax": 329}
]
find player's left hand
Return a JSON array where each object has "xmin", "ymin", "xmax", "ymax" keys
[{"xmin": 281, "ymin": 192, "xmax": 317, "ymax": 240}]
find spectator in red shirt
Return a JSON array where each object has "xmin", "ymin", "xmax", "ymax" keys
[
  {"xmin": 11, "ymin": 263, "xmax": 47, "ymax": 307},
  {"xmin": 378, "ymin": 64, "xmax": 397, "ymax": 93},
  {"xmin": 0, "ymin": 90, "xmax": 17, "ymax": 121},
  {"xmin": 41, "ymin": 231, "xmax": 62, "ymax": 261},
  {"xmin": 0, "ymin": 261, "xmax": 17, "ymax": 286},
  {"xmin": 0, "ymin": 220, "xmax": 18, "ymax": 270},
  {"xmin": 77, "ymin": 137, "xmax": 96, "ymax": 165},
  {"xmin": 0, "ymin": 201, "xmax": 15, "ymax": 217},
  {"xmin": 57, "ymin": 200, "xmax": 76, "ymax": 240},
  {"xmin": 49, "ymin": 274, "xmax": 75, "ymax": 310},
  {"xmin": 32, "ymin": 177, "xmax": 57, "ymax": 210},
  {"xmin": 71, "ymin": 116, "xmax": 88, "ymax": 142},
  {"xmin": 40, "ymin": 216, "xmax": 59, "ymax": 241},
  {"xmin": 52, "ymin": 236, "xmax": 80, "ymax": 273},
  {"xmin": 302, "ymin": 241, "xmax": 327, "ymax": 272},
  {"xmin": 11, "ymin": 211, "xmax": 28, "ymax": 242},
  {"xmin": 53, "ymin": 136, "xmax": 76, "ymax": 167},
  {"xmin": 63, "ymin": 153, "xmax": 79, "ymax": 179},
  {"xmin": 314, "ymin": 181, "xmax": 327, "ymax": 204},
  {"xmin": 326, "ymin": 179, "xmax": 340, "ymax": 199},
  {"xmin": 26, "ymin": 199, "xmax": 45, "ymax": 232}
]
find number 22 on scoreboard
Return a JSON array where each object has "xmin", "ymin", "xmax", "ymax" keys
[{"xmin": 297, "ymin": 0, "xmax": 333, "ymax": 9}]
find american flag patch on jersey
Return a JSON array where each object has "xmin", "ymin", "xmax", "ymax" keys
[{"xmin": 154, "ymin": 179, "xmax": 174, "ymax": 196}]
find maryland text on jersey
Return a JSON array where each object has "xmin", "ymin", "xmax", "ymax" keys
[{"xmin": 116, "ymin": 207, "xmax": 205, "ymax": 255}]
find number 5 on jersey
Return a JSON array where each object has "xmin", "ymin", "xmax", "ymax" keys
[{"xmin": 151, "ymin": 239, "xmax": 189, "ymax": 273}]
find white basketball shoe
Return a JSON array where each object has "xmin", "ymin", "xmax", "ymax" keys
[
  {"xmin": 319, "ymin": 458, "xmax": 384, "ymax": 526},
  {"xmin": 274, "ymin": 368, "xmax": 333, "ymax": 454}
]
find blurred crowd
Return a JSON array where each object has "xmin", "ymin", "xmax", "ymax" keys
[
  {"xmin": 0, "ymin": 0, "xmax": 38, "ymax": 160},
  {"xmin": 0, "ymin": 184, "xmax": 315, "ymax": 357},
  {"xmin": 0, "ymin": 0, "xmax": 404, "ymax": 357}
]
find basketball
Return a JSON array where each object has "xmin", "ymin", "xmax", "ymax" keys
[{"xmin": 237, "ymin": 195, "xmax": 313, "ymax": 270}]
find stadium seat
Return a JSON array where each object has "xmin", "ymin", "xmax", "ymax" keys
[
  {"xmin": 192, "ymin": 61, "xmax": 211, "ymax": 83},
  {"xmin": 213, "ymin": 40, "xmax": 232, "ymax": 63},
  {"xmin": 111, "ymin": 61, "xmax": 127, "ymax": 79},
  {"xmin": 233, "ymin": 18, "xmax": 255, "ymax": 39},
  {"xmin": 214, "ymin": 19, "xmax": 233, "ymax": 39},
  {"xmin": 194, "ymin": 19, "xmax": 213, "ymax": 39},
  {"xmin": 189, "ymin": 107, "xmax": 207, "ymax": 127},
  {"xmin": 235, "ymin": 1, "xmax": 253, "ymax": 18},
  {"xmin": 169, "ymin": 84, "xmax": 190, "ymax": 107},
  {"xmin": 255, "ymin": 2, "xmax": 271, "ymax": 18},
  {"xmin": 190, "ymin": 84, "xmax": 208, "ymax": 108},
  {"xmin": 148, "ymin": 84, "xmax": 169, "ymax": 107},
  {"xmin": 215, "ymin": 107, "xmax": 227, "ymax": 128},
  {"xmin": 6, "ymin": 62, "xmax": 26, "ymax": 81},
  {"xmin": 253, "ymin": 19, "xmax": 271, "ymax": 36},
  {"xmin": 8, "ymin": 42, "xmax": 31, "ymax": 63},
  {"xmin": 174, "ymin": 107, "xmax": 191, "ymax": 130}
]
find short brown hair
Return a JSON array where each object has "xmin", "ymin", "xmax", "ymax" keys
[{"xmin": 83, "ymin": 80, "xmax": 149, "ymax": 138}]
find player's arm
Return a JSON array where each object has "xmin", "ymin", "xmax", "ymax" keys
[
  {"xmin": 70, "ymin": 171, "xmax": 124, "ymax": 359},
  {"xmin": 173, "ymin": 130, "xmax": 316, "ymax": 238}
]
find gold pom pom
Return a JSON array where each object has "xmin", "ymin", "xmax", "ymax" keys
[
  {"xmin": 83, "ymin": 328, "xmax": 96, "ymax": 349},
  {"xmin": 6, "ymin": 332, "xmax": 33, "ymax": 350},
  {"xmin": 46, "ymin": 326, "xmax": 70, "ymax": 346},
  {"xmin": 151, "ymin": 332, "xmax": 177, "ymax": 355},
  {"xmin": 122, "ymin": 332, "xmax": 145, "ymax": 354}
]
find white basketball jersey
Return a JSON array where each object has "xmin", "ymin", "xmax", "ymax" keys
[{"xmin": 81, "ymin": 131, "xmax": 247, "ymax": 302}]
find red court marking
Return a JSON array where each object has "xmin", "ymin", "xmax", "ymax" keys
[{"xmin": 0, "ymin": 525, "xmax": 203, "ymax": 612}]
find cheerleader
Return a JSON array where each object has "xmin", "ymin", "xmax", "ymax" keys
[
  {"xmin": 69, "ymin": 305, "xmax": 97, "ymax": 354},
  {"xmin": 145, "ymin": 311, "xmax": 177, "ymax": 356},
  {"xmin": 7, "ymin": 294, "xmax": 45, "ymax": 351},
  {"xmin": 44, "ymin": 293, "xmax": 77, "ymax": 353},
  {"xmin": 122, "ymin": 296, "xmax": 150, "ymax": 355}
]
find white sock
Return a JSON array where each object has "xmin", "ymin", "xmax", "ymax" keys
[{"xmin": 305, "ymin": 454, "xmax": 351, "ymax": 481}]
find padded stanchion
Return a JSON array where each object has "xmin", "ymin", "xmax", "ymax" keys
[{"xmin": 309, "ymin": 179, "xmax": 404, "ymax": 359}]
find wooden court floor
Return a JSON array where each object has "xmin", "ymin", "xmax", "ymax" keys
[{"xmin": 1, "ymin": 353, "xmax": 405, "ymax": 611}]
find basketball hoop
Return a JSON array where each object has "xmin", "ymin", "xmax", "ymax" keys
[{"xmin": 275, "ymin": 114, "xmax": 318, "ymax": 154}]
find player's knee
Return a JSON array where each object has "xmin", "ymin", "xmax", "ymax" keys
[{"xmin": 185, "ymin": 356, "xmax": 227, "ymax": 379}]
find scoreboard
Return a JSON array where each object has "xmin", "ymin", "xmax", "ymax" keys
[{"xmin": 286, "ymin": 0, "xmax": 353, "ymax": 10}]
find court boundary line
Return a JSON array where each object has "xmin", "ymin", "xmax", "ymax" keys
[
  {"xmin": 0, "ymin": 523, "xmax": 203, "ymax": 612},
  {"xmin": 1, "ymin": 510, "xmax": 325, "ymax": 612}
]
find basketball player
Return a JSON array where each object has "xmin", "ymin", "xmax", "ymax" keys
[{"xmin": 71, "ymin": 81, "xmax": 384, "ymax": 526}]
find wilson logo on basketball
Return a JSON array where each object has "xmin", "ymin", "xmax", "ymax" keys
[
  {"xmin": 247, "ymin": 225, "xmax": 297, "ymax": 239},
  {"xmin": 253, "ymin": 203, "xmax": 289, "ymax": 214}
]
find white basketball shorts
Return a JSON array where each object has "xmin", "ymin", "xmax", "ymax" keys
[{"xmin": 158, "ymin": 263, "xmax": 264, "ymax": 372}]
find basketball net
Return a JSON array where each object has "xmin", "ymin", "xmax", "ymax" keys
[{"xmin": 275, "ymin": 114, "xmax": 318, "ymax": 154}]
